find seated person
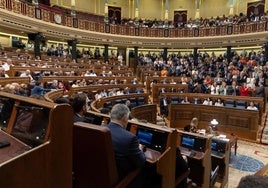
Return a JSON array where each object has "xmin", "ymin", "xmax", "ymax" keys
[
  {"xmin": 181, "ymin": 96, "xmax": 190, "ymax": 104},
  {"xmin": 247, "ymin": 101, "xmax": 258, "ymax": 110},
  {"xmin": 214, "ymin": 98, "xmax": 224, "ymax": 106},
  {"xmin": 30, "ymin": 82, "xmax": 51, "ymax": 96},
  {"xmin": 184, "ymin": 117, "xmax": 199, "ymax": 133},
  {"xmin": 71, "ymin": 93, "xmax": 94, "ymax": 123},
  {"xmin": 106, "ymin": 104, "xmax": 146, "ymax": 180},
  {"xmin": 203, "ymin": 98, "xmax": 213, "ymax": 105}
]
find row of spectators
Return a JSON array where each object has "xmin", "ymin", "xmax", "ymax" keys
[
  {"xmin": 140, "ymin": 48, "xmax": 266, "ymax": 97},
  {"xmin": 117, "ymin": 12, "xmax": 268, "ymax": 29},
  {"xmin": 0, "ymin": 48, "xmax": 267, "ymax": 99}
]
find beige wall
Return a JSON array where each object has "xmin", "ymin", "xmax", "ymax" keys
[
  {"xmin": 0, "ymin": 34, "xmax": 11, "ymax": 47},
  {"xmin": 198, "ymin": 0, "xmax": 229, "ymax": 19},
  {"xmin": 50, "ymin": 0, "xmax": 268, "ymax": 20}
]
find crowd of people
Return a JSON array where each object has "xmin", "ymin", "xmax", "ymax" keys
[
  {"xmin": 116, "ymin": 11, "xmax": 268, "ymax": 29},
  {"xmin": 0, "ymin": 47, "xmax": 266, "ymax": 187},
  {"xmin": 142, "ymin": 48, "xmax": 266, "ymax": 98}
]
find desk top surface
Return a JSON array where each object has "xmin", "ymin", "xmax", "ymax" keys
[
  {"xmin": 179, "ymin": 146, "xmax": 205, "ymax": 160},
  {"xmin": 144, "ymin": 148, "xmax": 161, "ymax": 163},
  {"xmin": 0, "ymin": 130, "xmax": 31, "ymax": 164}
]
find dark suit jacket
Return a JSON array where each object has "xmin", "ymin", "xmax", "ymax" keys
[
  {"xmin": 73, "ymin": 113, "xmax": 94, "ymax": 123},
  {"xmin": 255, "ymin": 86, "xmax": 264, "ymax": 97},
  {"xmin": 107, "ymin": 122, "xmax": 146, "ymax": 179}
]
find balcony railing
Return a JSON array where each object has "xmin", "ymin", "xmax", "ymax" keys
[{"xmin": 1, "ymin": 0, "xmax": 268, "ymax": 38}]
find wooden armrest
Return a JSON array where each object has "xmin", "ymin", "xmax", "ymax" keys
[
  {"xmin": 115, "ymin": 168, "xmax": 141, "ymax": 188},
  {"xmin": 175, "ymin": 168, "xmax": 190, "ymax": 186},
  {"xmin": 156, "ymin": 147, "xmax": 171, "ymax": 175}
]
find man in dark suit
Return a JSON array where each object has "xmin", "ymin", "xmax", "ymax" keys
[
  {"xmin": 160, "ymin": 95, "xmax": 169, "ymax": 117},
  {"xmin": 71, "ymin": 93, "xmax": 94, "ymax": 123},
  {"xmin": 107, "ymin": 104, "xmax": 146, "ymax": 180},
  {"xmin": 254, "ymin": 81, "xmax": 264, "ymax": 97}
]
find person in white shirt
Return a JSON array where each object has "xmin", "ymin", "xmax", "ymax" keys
[
  {"xmin": 247, "ymin": 101, "xmax": 258, "ymax": 110},
  {"xmin": 95, "ymin": 91, "xmax": 102, "ymax": 101},
  {"xmin": 214, "ymin": 98, "xmax": 224, "ymax": 106},
  {"xmin": 20, "ymin": 69, "xmax": 35, "ymax": 83},
  {"xmin": 117, "ymin": 53, "xmax": 123, "ymax": 63},
  {"xmin": 2, "ymin": 58, "xmax": 13, "ymax": 71},
  {"xmin": 100, "ymin": 89, "xmax": 108, "ymax": 97},
  {"xmin": 203, "ymin": 98, "xmax": 213, "ymax": 105},
  {"xmin": 210, "ymin": 81, "xmax": 219, "ymax": 95}
]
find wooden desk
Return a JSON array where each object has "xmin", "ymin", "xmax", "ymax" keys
[
  {"xmin": 0, "ymin": 130, "xmax": 31, "ymax": 164},
  {"xmin": 210, "ymin": 135, "xmax": 231, "ymax": 188},
  {"xmin": 255, "ymin": 163, "xmax": 268, "ymax": 176},
  {"xmin": 226, "ymin": 134, "xmax": 238, "ymax": 156},
  {"xmin": 144, "ymin": 148, "xmax": 161, "ymax": 163},
  {"xmin": 213, "ymin": 133, "xmax": 238, "ymax": 156},
  {"xmin": 179, "ymin": 146, "xmax": 205, "ymax": 160},
  {"xmin": 169, "ymin": 104, "xmax": 259, "ymax": 141}
]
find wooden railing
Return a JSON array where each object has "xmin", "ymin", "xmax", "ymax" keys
[
  {"xmin": 169, "ymin": 103, "xmax": 259, "ymax": 141},
  {"xmin": 0, "ymin": 91, "xmax": 73, "ymax": 188},
  {"xmin": 1, "ymin": 0, "xmax": 268, "ymax": 38}
]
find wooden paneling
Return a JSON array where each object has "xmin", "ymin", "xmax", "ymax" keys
[{"xmin": 169, "ymin": 104, "xmax": 259, "ymax": 141}]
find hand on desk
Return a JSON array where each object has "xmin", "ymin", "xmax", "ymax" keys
[{"xmin": 139, "ymin": 144, "xmax": 146, "ymax": 152}]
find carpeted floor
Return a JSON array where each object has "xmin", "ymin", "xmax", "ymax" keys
[
  {"xmin": 225, "ymin": 140, "xmax": 268, "ymax": 188},
  {"xmin": 155, "ymin": 113, "xmax": 268, "ymax": 187}
]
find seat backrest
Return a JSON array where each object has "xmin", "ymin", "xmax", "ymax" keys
[
  {"xmin": 225, "ymin": 99, "xmax": 235, "ymax": 107},
  {"xmin": 236, "ymin": 100, "xmax": 246, "ymax": 109},
  {"xmin": 171, "ymin": 96, "xmax": 179, "ymax": 104},
  {"xmin": 137, "ymin": 97, "xmax": 145, "ymax": 105},
  {"xmin": 73, "ymin": 122, "xmax": 119, "ymax": 188}
]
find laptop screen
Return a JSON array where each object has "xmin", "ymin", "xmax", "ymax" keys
[
  {"xmin": 211, "ymin": 141, "xmax": 217, "ymax": 151},
  {"xmin": 211, "ymin": 139, "xmax": 227, "ymax": 153},
  {"xmin": 180, "ymin": 134, "xmax": 207, "ymax": 152},
  {"xmin": 137, "ymin": 129, "xmax": 153, "ymax": 146},
  {"xmin": 135, "ymin": 126, "xmax": 168, "ymax": 153},
  {"xmin": 181, "ymin": 135, "xmax": 195, "ymax": 149}
]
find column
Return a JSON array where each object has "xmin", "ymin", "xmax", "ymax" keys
[
  {"xmin": 69, "ymin": 39, "xmax": 77, "ymax": 61},
  {"xmin": 164, "ymin": 0, "xmax": 169, "ymax": 28},
  {"xmin": 32, "ymin": 33, "xmax": 44, "ymax": 58},
  {"xmin": 229, "ymin": 0, "xmax": 234, "ymax": 16},
  {"xmin": 71, "ymin": 0, "xmax": 76, "ymax": 17},
  {"xmin": 134, "ymin": 0, "xmax": 139, "ymax": 26},
  {"xmin": 34, "ymin": 36, "xmax": 41, "ymax": 58},
  {"xmin": 134, "ymin": 46, "xmax": 138, "ymax": 75},
  {"xmin": 193, "ymin": 47, "xmax": 198, "ymax": 66},
  {"xmin": 226, "ymin": 46, "xmax": 232, "ymax": 63},
  {"xmin": 104, "ymin": 0, "xmax": 109, "ymax": 23},
  {"xmin": 163, "ymin": 47, "xmax": 168, "ymax": 62},
  {"xmin": 104, "ymin": 44, "xmax": 109, "ymax": 62},
  {"xmin": 195, "ymin": 0, "xmax": 201, "ymax": 19}
]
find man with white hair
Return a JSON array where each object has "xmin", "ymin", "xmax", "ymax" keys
[
  {"xmin": 20, "ymin": 69, "xmax": 35, "ymax": 83},
  {"xmin": 2, "ymin": 58, "xmax": 13, "ymax": 71}
]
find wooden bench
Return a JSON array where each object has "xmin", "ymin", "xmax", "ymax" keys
[
  {"xmin": 0, "ymin": 77, "xmax": 30, "ymax": 86},
  {"xmin": 40, "ymin": 76, "xmax": 138, "ymax": 87},
  {"xmin": 68, "ymin": 83, "xmax": 144, "ymax": 99},
  {"xmin": 169, "ymin": 103, "xmax": 259, "ymax": 141},
  {"xmin": 91, "ymin": 93, "xmax": 149, "ymax": 112},
  {"xmin": 0, "ymin": 91, "xmax": 73, "ymax": 188},
  {"xmin": 159, "ymin": 92, "xmax": 264, "ymax": 123},
  {"xmin": 73, "ymin": 122, "xmax": 141, "ymax": 188}
]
